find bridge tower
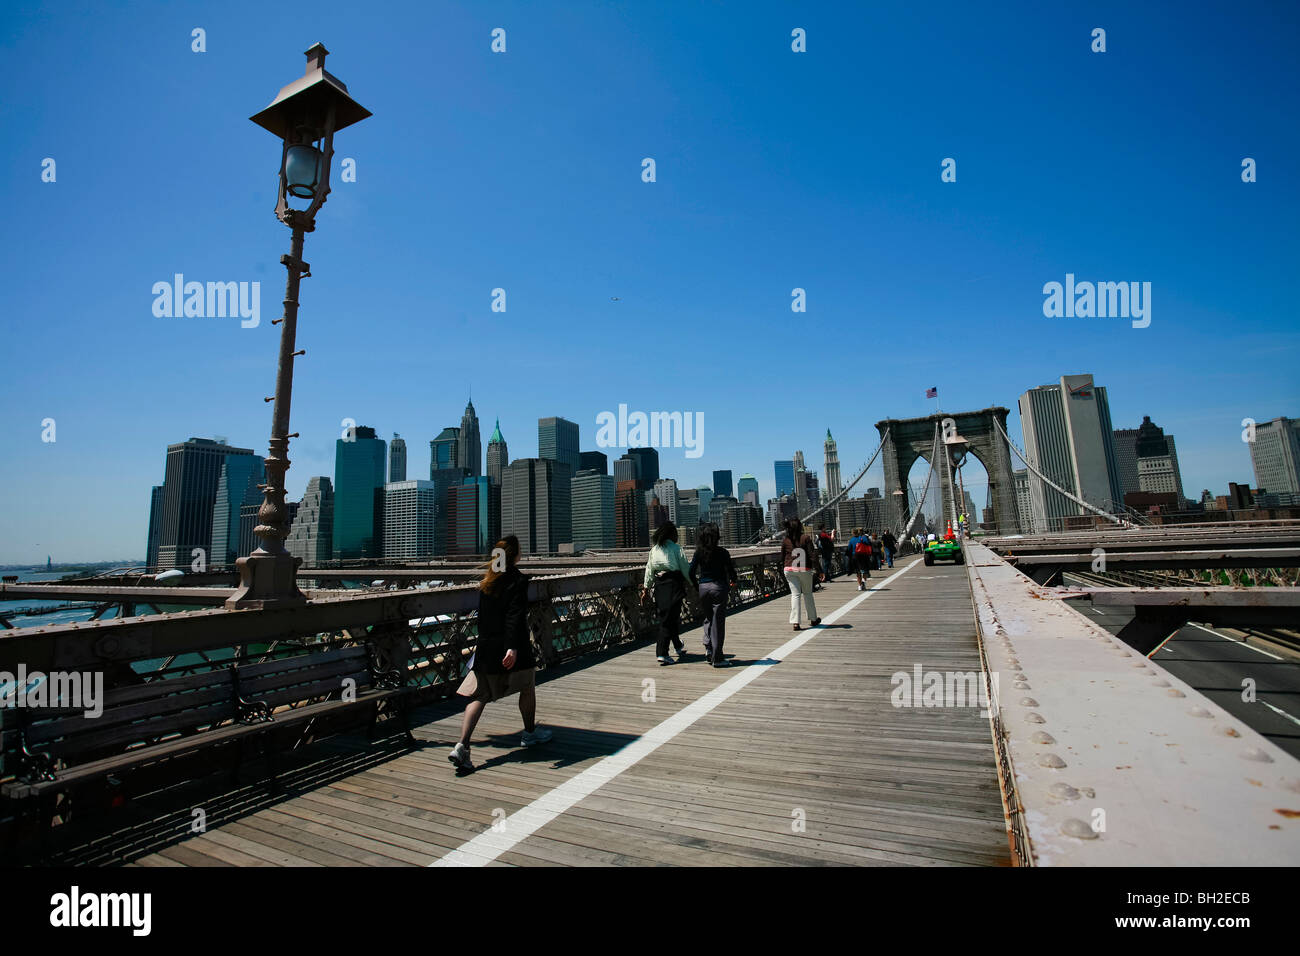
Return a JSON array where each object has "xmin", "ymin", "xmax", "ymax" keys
[{"xmin": 877, "ymin": 407, "xmax": 1021, "ymax": 536}]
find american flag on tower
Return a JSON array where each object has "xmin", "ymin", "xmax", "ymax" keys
[{"xmin": 925, "ymin": 387, "xmax": 938, "ymax": 399}]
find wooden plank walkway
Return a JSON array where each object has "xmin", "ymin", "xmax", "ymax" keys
[{"xmin": 103, "ymin": 557, "xmax": 1008, "ymax": 866}]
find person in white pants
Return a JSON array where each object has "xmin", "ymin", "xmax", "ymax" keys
[{"xmin": 780, "ymin": 518, "xmax": 822, "ymax": 631}]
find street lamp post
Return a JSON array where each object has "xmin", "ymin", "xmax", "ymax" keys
[
  {"xmin": 226, "ymin": 44, "xmax": 371, "ymax": 610},
  {"xmin": 944, "ymin": 432, "xmax": 970, "ymax": 537}
]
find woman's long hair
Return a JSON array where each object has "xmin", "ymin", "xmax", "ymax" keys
[
  {"xmin": 694, "ymin": 522, "xmax": 720, "ymax": 564},
  {"xmin": 784, "ymin": 518, "xmax": 804, "ymax": 542},
  {"xmin": 652, "ymin": 521, "xmax": 678, "ymax": 547},
  {"xmin": 479, "ymin": 534, "xmax": 521, "ymax": 594}
]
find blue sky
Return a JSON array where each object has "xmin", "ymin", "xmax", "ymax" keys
[{"xmin": 1, "ymin": 0, "xmax": 1297, "ymax": 562}]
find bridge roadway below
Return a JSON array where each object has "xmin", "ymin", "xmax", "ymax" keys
[{"xmin": 54, "ymin": 558, "xmax": 1011, "ymax": 867}]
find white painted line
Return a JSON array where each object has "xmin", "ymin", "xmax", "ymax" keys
[
  {"xmin": 429, "ymin": 559, "xmax": 921, "ymax": 866},
  {"xmin": 1187, "ymin": 622, "xmax": 1284, "ymax": 661},
  {"xmin": 1259, "ymin": 698, "xmax": 1300, "ymax": 729}
]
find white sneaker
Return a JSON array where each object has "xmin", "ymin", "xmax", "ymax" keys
[
  {"xmin": 448, "ymin": 742, "xmax": 474, "ymax": 772},
  {"xmin": 521, "ymin": 726, "xmax": 553, "ymax": 747}
]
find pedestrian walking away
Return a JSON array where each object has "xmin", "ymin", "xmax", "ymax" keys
[
  {"xmin": 848, "ymin": 527, "xmax": 874, "ymax": 590},
  {"xmin": 448, "ymin": 535, "xmax": 551, "ymax": 774},
  {"xmin": 782, "ymin": 518, "xmax": 823, "ymax": 630},
  {"xmin": 689, "ymin": 522, "xmax": 738, "ymax": 666},
  {"xmin": 816, "ymin": 523, "xmax": 835, "ymax": 582},
  {"xmin": 881, "ymin": 529, "xmax": 897, "ymax": 569},
  {"xmin": 642, "ymin": 521, "xmax": 694, "ymax": 665}
]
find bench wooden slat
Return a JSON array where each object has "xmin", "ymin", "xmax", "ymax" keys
[
  {"xmin": 235, "ymin": 659, "xmax": 368, "ymax": 698},
  {"xmin": 32, "ymin": 702, "xmax": 239, "ymax": 759},
  {"xmin": 233, "ymin": 647, "xmax": 367, "ymax": 681},
  {"xmin": 100, "ymin": 668, "xmax": 235, "ymax": 707},
  {"xmin": 24, "ymin": 682, "xmax": 236, "ymax": 746}
]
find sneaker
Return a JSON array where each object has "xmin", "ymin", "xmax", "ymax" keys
[
  {"xmin": 674, "ymin": 645, "xmax": 687, "ymax": 657},
  {"xmin": 448, "ymin": 742, "xmax": 474, "ymax": 772},
  {"xmin": 657, "ymin": 656, "xmax": 675, "ymax": 666},
  {"xmin": 811, "ymin": 618, "xmax": 822, "ymax": 627},
  {"xmin": 521, "ymin": 726, "xmax": 553, "ymax": 747},
  {"xmin": 858, "ymin": 583, "xmax": 866, "ymax": 591},
  {"xmin": 712, "ymin": 659, "xmax": 731, "ymax": 668},
  {"xmin": 792, "ymin": 624, "xmax": 801, "ymax": 631}
]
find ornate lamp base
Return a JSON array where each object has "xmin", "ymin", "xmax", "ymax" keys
[{"xmin": 225, "ymin": 550, "xmax": 307, "ymax": 609}]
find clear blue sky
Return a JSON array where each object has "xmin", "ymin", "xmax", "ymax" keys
[{"xmin": 1, "ymin": 0, "xmax": 1297, "ymax": 562}]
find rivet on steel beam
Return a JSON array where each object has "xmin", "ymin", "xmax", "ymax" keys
[
  {"xmin": 1188, "ymin": 706, "xmax": 1212, "ymax": 718},
  {"xmin": 1038, "ymin": 753, "xmax": 1066, "ymax": 768},
  {"xmin": 1013, "ymin": 681, "xmax": 1031, "ymax": 690},
  {"xmin": 1030, "ymin": 731, "xmax": 1055, "ymax": 745},
  {"xmin": 1166, "ymin": 689, "xmax": 1185, "ymax": 698},
  {"xmin": 1019, "ymin": 698, "xmax": 1039, "ymax": 707},
  {"xmin": 1061, "ymin": 818, "xmax": 1098, "ymax": 840},
  {"xmin": 1241, "ymin": 747, "xmax": 1274, "ymax": 763},
  {"xmin": 1025, "ymin": 712, "xmax": 1046, "ymax": 724},
  {"xmin": 1048, "ymin": 782, "xmax": 1079, "ymax": 800}
]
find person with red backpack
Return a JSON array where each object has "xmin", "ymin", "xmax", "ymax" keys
[{"xmin": 847, "ymin": 527, "xmax": 873, "ymax": 591}]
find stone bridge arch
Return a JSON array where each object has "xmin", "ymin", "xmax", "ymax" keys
[{"xmin": 876, "ymin": 407, "xmax": 1021, "ymax": 536}]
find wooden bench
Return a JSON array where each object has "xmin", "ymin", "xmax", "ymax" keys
[{"xmin": 1, "ymin": 644, "xmax": 415, "ymax": 836}]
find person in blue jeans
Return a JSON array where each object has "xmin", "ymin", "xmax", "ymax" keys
[
  {"xmin": 688, "ymin": 523, "xmax": 738, "ymax": 667},
  {"xmin": 880, "ymin": 530, "xmax": 897, "ymax": 569}
]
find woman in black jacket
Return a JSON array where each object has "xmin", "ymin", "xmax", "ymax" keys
[
  {"xmin": 448, "ymin": 535, "xmax": 552, "ymax": 773},
  {"xmin": 689, "ymin": 523, "xmax": 738, "ymax": 666}
]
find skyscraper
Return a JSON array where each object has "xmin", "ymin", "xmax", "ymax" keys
[
  {"xmin": 502, "ymin": 457, "xmax": 572, "ymax": 554},
  {"xmin": 696, "ymin": 485, "xmax": 713, "ymax": 521},
  {"xmin": 1249, "ymin": 416, "xmax": 1300, "ymax": 495},
  {"xmin": 1018, "ymin": 374, "xmax": 1123, "ymax": 529},
  {"xmin": 287, "ymin": 476, "xmax": 334, "ymax": 565},
  {"xmin": 383, "ymin": 480, "xmax": 437, "ymax": 559},
  {"xmin": 539, "ymin": 417, "xmax": 580, "ymax": 475},
  {"xmin": 676, "ymin": 495, "xmax": 699, "ymax": 530},
  {"xmin": 713, "ymin": 469, "xmax": 733, "ymax": 498},
  {"xmin": 709, "ymin": 494, "xmax": 738, "ymax": 525},
  {"xmin": 211, "ymin": 454, "xmax": 264, "ymax": 568},
  {"xmin": 824, "ymin": 430, "xmax": 843, "ymax": 500},
  {"xmin": 429, "ymin": 465, "xmax": 470, "ymax": 555},
  {"xmin": 653, "ymin": 478, "xmax": 679, "ymax": 523},
  {"xmin": 803, "ymin": 472, "xmax": 820, "ymax": 514},
  {"xmin": 1013, "ymin": 469, "xmax": 1033, "ymax": 533},
  {"xmin": 155, "ymin": 438, "xmax": 256, "ymax": 570},
  {"xmin": 334, "ymin": 426, "xmax": 387, "ymax": 559},
  {"xmin": 774, "ymin": 460, "xmax": 795, "ymax": 497},
  {"xmin": 458, "ymin": 400, "xmax": 482, "ymax": 477},
  {"xmin": 486, "ymin": 419, "xmax": 508, "ymax": 487},
  {"xmin": 615, "ymin": 479, "xmax": 648, "ymax": 547},
  {"xmin": 613, "ymin": 454, "xmax": 637, "ymax": 485},
  {"xmin": 1134, "ymin": 416, "xmax": 1185, "ymax": 501},
  {"xmin": 579, "ymin": 450, "xmax": 608, "ymax": 475},
  {"xmin": 448, "ymin": 476, "xmax": 499, "ymax": 555},
  {"xmin": 430, "ymin": 426, "xmax": 460, "ymax": 475},
  {"xmin": 146, "ymin": 485, "xmax": 164, "ymax": 569},
  {"xmin": 1114, "ymin": 417, "xmax": 1185, "ymax": 502},
  {"xmin": 647, "ymin": 496, "xmax": 669, "ymax": 534},
  {"xmin": 389, "ymin": 434, "xmax": 407, "ymax": 483},
  {"xmin": 722, "ymin": 502, "xmax": 762, "ymax": 545},
  {"xmin": 626, "ymin": 447, "xmax": 659, "ymax": 489},
  {"xmin": 571, "ymin": 469, "xmax": 616, "ymax": 550},
  {"xmin": 737, "ymin": 474, "xmax": 759, "ymax": 506}
]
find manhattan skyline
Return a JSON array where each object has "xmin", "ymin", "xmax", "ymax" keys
[{"xmin": 2, "ymin": 0, "xmax": 1298, "ymax": 563}]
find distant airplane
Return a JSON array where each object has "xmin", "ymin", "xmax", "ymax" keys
[{"xmin": 610, "ymin": 296, "xmax": 620, "ymax": 301}]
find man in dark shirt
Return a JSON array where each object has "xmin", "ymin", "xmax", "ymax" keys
[{"xmin": 880, "ymin": 530, "xmax": 897, "ymax": 569}]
